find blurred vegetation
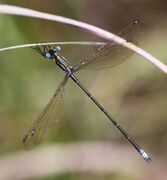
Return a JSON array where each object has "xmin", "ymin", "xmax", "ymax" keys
[
  {"xmin": 34, "ymin": 172, "xmax": 136, "ymax": 180},
  {"xmin": 0, "ymin": 0, "xmax": 167, "ymax": 179}
]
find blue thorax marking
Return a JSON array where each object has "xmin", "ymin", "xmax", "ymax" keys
[{"xmin": 67, "ymin": 67, "xmax": 72, "ymax": 76}]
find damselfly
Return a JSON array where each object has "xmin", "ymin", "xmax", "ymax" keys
[{"xmin": 23, "ymin": 20, "xmax": 151, "ymax": 162}]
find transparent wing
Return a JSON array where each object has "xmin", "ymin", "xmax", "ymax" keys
[
  {"xmin": 73, "ymin": 20, "xmax": 142, "ymax": 72},
  {"xmin": 23, "ymin": 74, "xmax": 68, "ymax": 150}
]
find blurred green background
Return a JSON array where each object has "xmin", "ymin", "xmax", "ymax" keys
[{"xmin": 0, "ymin": 0, "xmax": 167, "ymax": 179}]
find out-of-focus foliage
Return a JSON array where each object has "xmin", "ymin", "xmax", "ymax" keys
[
  {"xmin": 35, "ymin": 172, "xmax": 136, "ymax": 180},
  {"xmin": 0, "ymin": 0, "xmax": 167, "ymax": 179}
]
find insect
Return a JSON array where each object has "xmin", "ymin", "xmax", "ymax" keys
[{"xmin": 23, "ymin": 20, "xmax": 151, "ymax": 162}]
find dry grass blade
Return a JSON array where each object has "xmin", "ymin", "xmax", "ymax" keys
[{"xmin": 0, "ymin": 4, "xmax": 167, "ymax": 73}]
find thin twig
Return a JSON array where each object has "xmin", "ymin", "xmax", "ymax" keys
[
  {"xmin": 0, "ymin": 4, "xmax": 167, "ymax": 73},
  {"xmin": 0, "ymin": 41, "xmax": 104, "ymax": 52}
]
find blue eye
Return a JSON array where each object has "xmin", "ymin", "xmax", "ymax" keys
[
  {"xmin": 54, "ymin": 45, "xmax": 61, "ymax": 52},
  {"xmin": 45, "ymin": 52, "xmax": 51, "ymax": 59}
]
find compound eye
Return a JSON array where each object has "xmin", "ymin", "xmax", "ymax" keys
[
  {"xmin": 54, "ymin": 45, "xmax": 61, "ymax": 52},
  {"xmin": 45, "ymin": 52, "xmax": 51, "ymax": 59}
]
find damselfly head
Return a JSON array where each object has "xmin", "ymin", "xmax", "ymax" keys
[
  {"xmin": 45, "ymin": 52, "xmax": 52, "ymax": 59},
  {"xmin": 44, "ymin": 49, "xmax": 56, "ymax": 59},
  {"xmin": 53, "ymin": 45, "xmax": 61, "ymax": 52}
]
